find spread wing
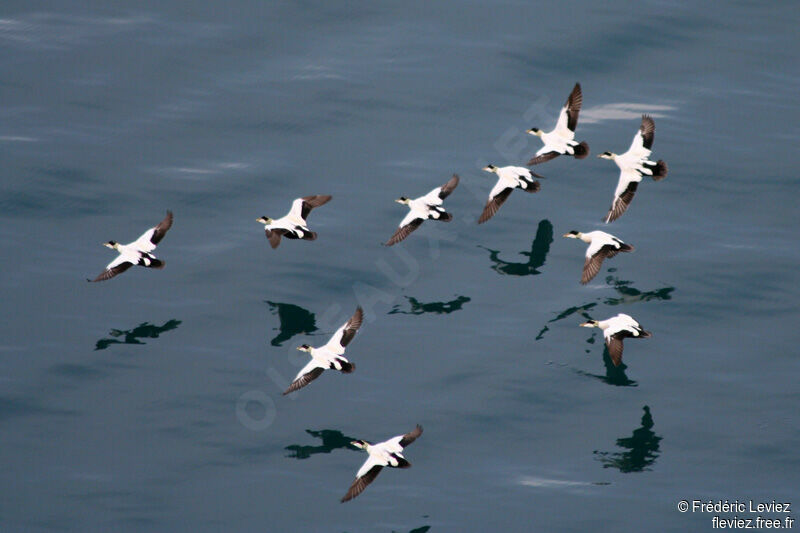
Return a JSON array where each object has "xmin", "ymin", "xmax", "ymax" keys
[
  {"xmin": 89, "ymin": 256, "xmax": 133, "ymax": 282},
  {"xmin": 398, "ymin": 425, "xmax": 423, "ymax": 448},
  {"xmin": 628, "ymin": 115, "xmax": 655, "ymax": 156},
  {"xmin": 478, "ymin": 187, "xmax": 513, "ymax": 224},
  {"xmin": 527, "ymin": 151, "xmax": 560, "ymax": 166},
  {"xmin": 289, "ymin": 195, "xmax": 332, "ymax": 221},
  {"xmin": 554, "ymin": 82, "xmax": 582, "ymax": 135},
  {"xmin": 604, "ymin": 178, "xmax": 639, "ymax": 223},
  {"xmin": 341, "ymin": 463, "xmax": 383, "ymax": 503},
  {"xmin": 581, "ymin": 245, "xmax": 617, "ymax": 284},
  {"xmin": 437, "ymin": 174, "xmax": 459, "ymax": 199},
  {"xmin": 606, "ymin": 333, "xmax": 626, "ymax": 367},
  {"xmin": 130, "ymin": 211, "xmax": 173, "ymax": 252},
  {"xmin": 283, "ymin": 360, "xmax": 326, "ymax": 395},
  {"xmin": 385, "ymin": 218, "xmax": 424, "ymax": 246},
  {"xmin": 324, "ymin": 307, "xmax": 364, "ymax": 351},
  {"xmin": 265, "ymin": 228, "xmax": 291, "ymax": 249}
]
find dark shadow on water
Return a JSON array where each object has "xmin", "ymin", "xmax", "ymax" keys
[
  {"xmin": 594, "ymin": 405, "xmax": 662, "ymax": 472},
  {"xmin": 603, "ymin": 275, "xmax": 675, "ymax": 306},
  {"xmin": 535, "ymin": 276, "xmax": 674, "ymax": 341},
  {"xmin": 388, "ymin": 295, "xmax": 470, "ymax": 315},
  {"xmin": 479, "ymin": 219, "xmax": 553, "ymax": 276},
  {"xmin": 95, "ymin": 319, "xmax": 181, "ymax": 350},
  {"xmin": 573, "ymin": 338, "xmax": 637, "ymax": 387},
  {"xmin": 535, "ymin": 304, "xmax": 596, "ymax": 340},
  {"xmin": 285, "ymin": 429, "xmax": 358, "ymax": 459},
  {"xmin": 266, "ymin": 301, "xmax": 317, "ymax": 346}
]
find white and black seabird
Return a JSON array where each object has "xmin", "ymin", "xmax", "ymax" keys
[
  {"xmin": 478, "ymin": 165, "xmax": 543, "ymax": 224},
  {"xmin": 283, "ymin": 306, "xmax": 363, "ymax": 395},
  {"xmin": 526, "ymin": 83, "xmax": 589, "ymax": 165},
  {"xmin": 599, "ymin": 115, "xmax": 668, "ymax": 223},
  {"xmin": 385, "ymin": 174, "xmax": 459, "ymax": 246},
  {"xmin": 341, "ymin": 425, "xmax": 423, "ymax": 503},
  {"xmin": 563, "ymin": 230, "xmax": 634, "ymax": 284},
  {"xmin": 580, "ymin": 313, "xmax": 652, "ymax": 366},
  {"xmin": 88, "ymin": 210, "xmax": 173, "ymax": 282},
  {"xmin": 257, "ymin": 195, "xmax": 332, "ymax": 249}
]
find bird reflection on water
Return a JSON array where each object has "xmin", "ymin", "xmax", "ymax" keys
[
  {"xmin": 535, "ymin": 275, "xmax": 673, "ymax": 341},
  {"xmin": 479, "ymin": 219, "xmax": 553, "ymax": 276},
  {"xmin": 266, "ymin": 301, "xmax": 318, "ymax": 346},
  {"xmin": 594, "ymin": 405, "xmax": 662, "ymax": 472},
  {"xmin": 94, "ymin": 319, "xmax": 181, "ymax": 350},
  {"xmin": 285, "ymin": 429, "xmax": 358, "ymax": 459},
  {"xmin": 388, "ymin": 295, "xmax": 471, "ymax": 316}
]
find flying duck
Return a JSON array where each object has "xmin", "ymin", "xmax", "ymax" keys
[
  {"xmin": 599, "ymin": 115, "xmax": 668, "ymax": 223},
  {"xmin": 341, "ymin": 424, "xmax": 423, "ymax": 502},
  {"xmin": 526, "ymin": 83, "xmax": 589, "ymax": 165},
  {"xmin": 478, "ymin": 165, "xmax": 543, "ymax": 224},
  {"xmin": 283, "ymin": 306, "xmax": 363, "ymax": 395},
  {"xmin": 88, "ymin": 210, "xmax": 173, "ymax": 282},
  {"xmin": 580, "ymin": 313, "xmax": 652, "ymax": 366},
  {"xmin": 385, "ymin": 174, "xmax": 459, "ymax": 246},
  {"xmin": 257, "ymin": 195, "xmax": 332, "ymax": 249},
  {"xmin": 563, "ymin": 230, "xmax": 634, "ymax": 284}
]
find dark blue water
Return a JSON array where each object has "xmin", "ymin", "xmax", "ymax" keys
[{"xmin": 2, "ymin": 2, "xmax": 798, "ymax": 531}]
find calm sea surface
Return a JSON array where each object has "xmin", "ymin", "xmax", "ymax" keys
[{"xmin": 1, "ymin": 1, "xmax": 798, "ymax": 531}]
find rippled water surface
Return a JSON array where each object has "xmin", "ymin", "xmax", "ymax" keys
[{"xmin": 1, "ymin": 2, "xmax": 798, "ymax": 531}]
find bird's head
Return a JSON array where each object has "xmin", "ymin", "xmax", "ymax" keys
[
  {"xmin": 526, "ymin": 127, "xmax": 542, "ymax": 137},
  {"xmin": 482, "ymin": 164, "xmax": 497, "ymax": 173},
  {"xmin": 562, "ymin": 230, "xmax": 582, "ymax": 239},
  {"xmin": 296, "ymin": 344, "xmax": 311, "ymax": 353},
  {"xmin": 103, "ymin": 241, "xmax": 118, "ymax": 250},
  {"xmin": 598, "ymin": 151, "xmax": 615, "ymax": 160},
  {"xmin": 256, "ymin": 216, "xmax": 273, "ymax": 225},
  {"xmin": 395, "ymin": 197, "xmax": 410, "ymax": 205},
  {"xmin": 580, "ymin": 320, "xmax": 600, "ymax": 328},
  {"xmin": 350, "ymin": 440, "xmax": 369, "ymax": 450}
]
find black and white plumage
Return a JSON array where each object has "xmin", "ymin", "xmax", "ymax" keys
[
  {"xmin": 563, "ymin": 230, "xmax": 634, "ymax": 284},
  {"xmin": 385, "ymin": 174, "xmax": 459, "ymax": 246},
  {"xmin": 257, "ymin": 195, "xmax": 332, "ymax": 249},
  {"xmin": 88, "ymin": 211, "xmax": 173, "ymax": 282},
  {"xmin": 526, "ymin": 83, "xmax": 589, "ymax": 165},
  {"xmin": 599, "ymin": 115, "xmax": 668, "ymax": 223},
  {"xmin": 478, "ymin": 165, "xmax": 543, "ymax": 224},
  {"xmin": 580, "ymin": 313, "xmax": 652, "ymax": 367},
  {"xmin": 283, "ymin": 306, "xmax": 363, "ymax": 395},
  {"xmin": 341, "ymin": 425, "xmax": 423, "ymax": 503}
]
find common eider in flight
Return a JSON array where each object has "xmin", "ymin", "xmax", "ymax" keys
[
  {"xmin": 341, "ymin": 424, "xmax": 423, "ymax": 503},
  {"xmin": 563, "ymin": 230, "xmax": 634, "ymax": 284},
  {"xmin": 580, "ymin": 313, "xmax": 651, "ymax": 366},
  {"xmin": 257, "ymin": 195, "xmax": 332, "ymax": 249},
  {"xmin": 478, "ymin": 165, "xmax": 543, "ymax": 224},
  {"xmin": 385, "ymin": 174, "xmax": 459, "ymax": 246},
  {"xmin": 88, "ymin": 210, "xmax": 173, "ymax": 282},
  {"xmin": 283, "ymin": 306, "xmax": 363, "ymax": 395},
  {"xmin": 526, "ymin": 83, "xmax": 589, "ymax": 165},
  {"xmin": 599, "ymin": 115, "xmax": 668, "ymax": 223}
]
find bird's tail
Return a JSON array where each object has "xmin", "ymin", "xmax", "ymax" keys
[
  {"xmin": 571, "ymin": 141, "xmax": 590, "ymax": 159},
  {"xmin": 521, "ymin": 180, "xmax": 541, "ymax": 193},
  {"xmin": 146, "ymin": 259, "xmax": 165, "ymax": 269},
  {"xmin": 337, "ymin": 359, "xmax": 355, "ymax": 373},
  {"xmin": 646, "ymin": 159, "xmax": 668, "ymax": 181},
  {"xmin": 393, "ymin": 457, "xmax": 412, "ymax": 468},
  {"xmin": 619, "ymin": 243, "xmax": 635, "ymax": 253},
  {"xmin": 638, "ymin": 330, "xmax": 653, "ymax": 338},
  {"xmin": 436, "ymin": 211, "xmax": 453, "ymax": 222},
  {"xmin": 301, "ymin": 231, "xmax": 318, "ymax": 241}
]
